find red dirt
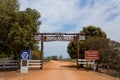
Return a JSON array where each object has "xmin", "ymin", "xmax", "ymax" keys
[{"xmin": 0, "ymin": 60, "xmax": 117, "ymax": 80}]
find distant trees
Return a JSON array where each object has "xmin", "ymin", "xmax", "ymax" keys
[
  {"xmin": 44, "ymin": 55, "xmax": 63, "ymax": 60},
  {"xmin": 58, "ymin": 55, "xmax": 63, "ymax": 59},
  {"xmin": 51, "ymin": 56, "xmax": 58, "ymax": 60},
  {"xmin": 45, "ymin": 56, "xmax": 58, "ymax": 60},
  {"xmin": 0, "ymin": 0, "xmax": 41, "ymax": 59}
]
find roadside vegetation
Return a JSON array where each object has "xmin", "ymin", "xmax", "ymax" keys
[
  {"xmin": 0, "ymin": 0, "xmax": 120, "ymax": 78},
  {"xmin": 0, "ymin": 0, "xmax": 41, "ymax": 60},
  {"xmin": 67, "ymin": 25, "xmax": 120, "ymax": 77},
  {"xmin": 44, "ymin": 55, "xmax": 73, "ymax": 62}
]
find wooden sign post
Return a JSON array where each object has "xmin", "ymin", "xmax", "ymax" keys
[{"xmin": 85, "ymin": 50, "xmax": 99, "ymax": 60}]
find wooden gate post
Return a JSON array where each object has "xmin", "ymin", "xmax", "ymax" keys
[
  {"xmin": 77, "ymin": 34, "xmax": 79, "ymax": 69},
  {"xmin": 40, "ymin": 34, "xmax": 44, "ymax": 69}
]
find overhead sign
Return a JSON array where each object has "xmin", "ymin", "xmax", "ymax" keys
[
  {"xmin": 85, "ymin": 50, "xmax": 99, "ymax": 60},
  {"xmin": 34, "ymin": 33, "xmax": 79, "ymax": 41},
  {"xmin": 20, "ymin": 50, "xmax": 30, "ymax": 60},
  {"xmin": 44, "ymin": 36, "xmax": 76, "ymax": 41}
]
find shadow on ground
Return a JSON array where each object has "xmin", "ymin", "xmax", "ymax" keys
[
  {"xmin": 61, "ymin": 65, "xmax": 77, "ymax": 68},
  {"xmin": 43, "ymin": 65, "xmax": 77, "ymax": 70}
]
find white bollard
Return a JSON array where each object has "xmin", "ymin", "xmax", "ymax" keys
[{"xmin": 20, "ymin": 60, "xmax": 28, "ymax": 73}]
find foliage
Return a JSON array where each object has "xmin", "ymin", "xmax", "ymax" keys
[
  {"xmin": 83, "ymin": 25, "xmax": 106, "ymax": 38},
  {"xmin": 67, "ymin": 41, "xmax": 84, "ymax": 59},
  {"xmin": 84, "ymin": 37, "xmax": 109, "ymax": 61},
  {"xmin": 58, "ymin": 55, "xmax": 63, "ymax": 59},
  {"xmin": 31, "ymin": 50, "xmax": 41, "ymax": 60},
  {"xmin": 67, "ymin": 25, "xmax": 107, "ymax": 59},
  {"xmin": 0, "ymin": 0, "xmax": 19, "ymax": 55},
  {"xmin": 107, "ymin": 40, "xmax": 120, "ymax": 72},
  {"xmin": 44, "ymin": 56, "xmax": 58, "ymax": 60},
  {"xmin": 67, "ymin": 25, "xmax": 120, "ymax": 72},
  {"xmin": 51, "ymin": 56, "xmax": 58, "ymax": 60},
  {"xmin": 0, "ymin": 0, "xmax": 41, "ymax": 59},
  {"xmin": 25, "ymin": 8, "xmax": 41, "ymax": 27}
]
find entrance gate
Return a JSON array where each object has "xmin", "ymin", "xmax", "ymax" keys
[{"xmin": 34, "ymin": 32, "xmax": 85, "ymax": 69}]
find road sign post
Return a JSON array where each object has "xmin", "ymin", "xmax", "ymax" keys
[
  {"xmin": 20, "ymin": 50, "xmax": 30, "ymax": 73},
  {"xmin": 85, "ymin": 50, "xmax": 99, "ymax": 71},
  {"xmin": 85, "ymin": 50, "xmax": 99, "ymax": 60}
]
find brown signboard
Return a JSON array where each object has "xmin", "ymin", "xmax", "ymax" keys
[
  {"xmin": 43, "ymin": 36, "xmax": 77, "ymax": 41},
  {"xmin": 85, "ymin": 50, "xmax": 99, "ymax": 60}
]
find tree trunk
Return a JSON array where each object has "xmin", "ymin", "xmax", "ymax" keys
[{"xmin": 14, "ymin": 51, "xmax": 20, "ymax": 68}]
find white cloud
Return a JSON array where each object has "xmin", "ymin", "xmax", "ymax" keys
[
  {"xmin": 19, "ymin": 0, "xmax": 120, "ymax": 57},
  {"xmin": 43, "ymin": 42, "xmax": 69, "ymax": 58},
  {"xmin": 19, "ymin": 0, "xmax": 30, "ymax": 10},
  {"xmin": 73, "ymin": 0, "xmax": 120, "ymax": 42},
  {"xmin": 19, "ymin": 0, "xmax": 80, "ymax": 32}
]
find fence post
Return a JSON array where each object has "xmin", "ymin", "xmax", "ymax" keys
[
  {"xmin": 77, "ymin": 34, "xmax": 79, "ymax": 69},
  {"xmin": 3, "ymin": 59, "xmax": 5, "ymax": 69}
]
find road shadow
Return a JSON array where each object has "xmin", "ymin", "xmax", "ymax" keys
[
  {"xmin": 43, "ymin": 64, "xmax": 77, "ymax": 70},
  {"xmin": 60, "ymin": 65, "xmax": 77, "ymax": 69}
]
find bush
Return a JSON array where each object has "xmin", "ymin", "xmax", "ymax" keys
[{"xmin": 31, "ymin": 50, "xmax": 41, "ymax": 60}]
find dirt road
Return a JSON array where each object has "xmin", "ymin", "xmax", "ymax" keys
[{"xmin": 0, "ymin": 60, "xmax": 117, "ymax": 80}]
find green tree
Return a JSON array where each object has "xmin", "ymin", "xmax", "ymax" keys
[
  {"xmin": 67, "ymin": 41, "xmax": 84, "ymax": 59},
  {"xmin": 31, "ymin": 50, "xmax": 41, "ymax": 60},
  {"xmin": 67, "ymin": 25, "xmax": 107, "ymax": 59},
  {"xmin": 25, "ymin": 8, "xmax": 41, "ymax": 27},
  {"xmin": 83, "ymin": 25, "xmax": 106, "ymax": 38},
  {"xmin": 7, "ymin": 10, "xmax": 41, "ymax": 59},
  {"xmin": 0, "ymin": 0, "xmax": 19, "ymax": 57},
  {"xmin": 58, "ymin": 55, "xmax": 63, "ymax": 60},
  {"xmin": 107, "ymin": 40, "xmax": 120, "ymax": 72},
  {"xmin": 84, "ymin": 37, "xmax": 109, "ymax": 69},
  {"xmin": 67, "ymin": 25, "xmax": 120, "ymax": 72},
  {"xmin": 51, "ymin": 56, "xmax": 58, "ymax": 60},
  {"xmin": 0, "ymin": 0, "xmax": 41, "ymax": 60}
]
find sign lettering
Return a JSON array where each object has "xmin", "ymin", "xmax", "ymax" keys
[
  {"xmin": 44, "ymin": 36, "xmax": 76, "ymax": 41},
  {"xmin": 85, "ymin": 50, "xmax": 99, "ymax": 60}
]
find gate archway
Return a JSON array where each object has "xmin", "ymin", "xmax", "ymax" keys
[{"xmin": 34, "ymin": 32, "xmax": 85, "ymax": 69}]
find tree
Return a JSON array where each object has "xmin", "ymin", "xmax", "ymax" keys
[
  {"xmin": 67, "ymin": 25, "xmax": 107, "ymax": 59},
  {"xmin": 83, "ymin": 25, "xmax": 106, "ymax": 38},
  {"xmin": 31, "ymin": 50, "xmax": 41, "ymax": 60},
  {"xmin": 67, "ymin": 41, "xmax": 85, "ymax": 59},
  {"xmin": 0, "ymin": 0, "xmax": 19, "ymax": 57},
  {"xmin": 8, "ymin": 10, "xmax": 41, "ymax": 59},
  {"xmin": 51, "ymin": 56, "xmax": 58, "ymax": 60},
  {"xmin": 58, "ymin": 55, "xmax": 63, "ymax": 59},
  {"xmin": 25, "ymin": 8, "xmax": 41, "ymax": 27},
  {"xmin": 107, "ymin": 40, "xmax": 120, "ymax": 72},
  {"xmin": 67, "ymin": 25, "xmax": 120, "ymax": 72},
  {"xmin": 0, "ymin": 0, "xmax": 41, "ymax": 60},
  {"xmin": 84, "ymin": 37, "xmax": 109, "ymax": 70}
]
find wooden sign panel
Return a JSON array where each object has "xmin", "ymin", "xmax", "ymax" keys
[
  {"xmin": 34, "ymin": 33, "xmax": 78, "ymax": 41},
  {"xmin": 85, "ymin": 50, "xmax": 99, "ymax": 60},
  {"xmin": 44, "ymin": 36, "xmax": 76, "ymax": 41}
]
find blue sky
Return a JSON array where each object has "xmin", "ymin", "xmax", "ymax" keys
[{"xmin": 19, "ymin": 0, "xmax": 120, "ymax": 58}]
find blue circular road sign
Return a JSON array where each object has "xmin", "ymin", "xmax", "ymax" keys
[{"xmin": 20, "ymin": 50, "xmax": 30, "ymax": 60}]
